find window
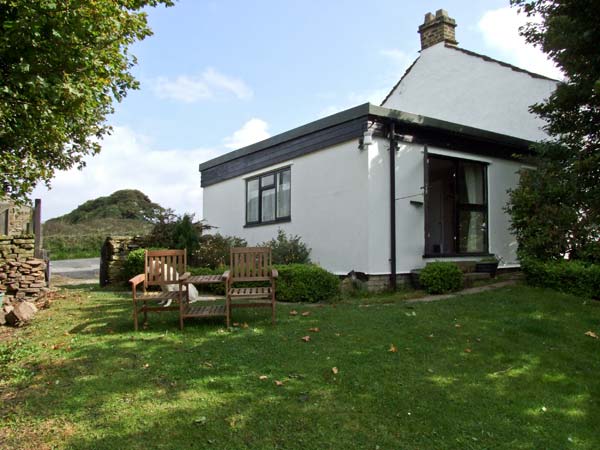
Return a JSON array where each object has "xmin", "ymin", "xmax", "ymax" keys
[
  {"xmin": 425, "ymin": 155, "xmax": 488, "ymax": 255},
  {"xmin": 246, "ymin": 167, "xmax": 291, "ymax": 226}
]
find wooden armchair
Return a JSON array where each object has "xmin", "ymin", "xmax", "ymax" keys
[
  {"xmin": 223, "ymin": 247, "xmax": 277, "ymax": 327},
  {"xmin": 129, "ymin": 249, "xmax": 189, "ymax": 331}
]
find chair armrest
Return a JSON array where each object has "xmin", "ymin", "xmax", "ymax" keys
[
  {"xmin": 129, "ymin": 274, "xmax": 145, "ymax": 288},
  {"xmin": 222, "ymin": 270, "xmax": 230, "ymax": 281},
  {"xmin": 179, "ymin": 272, "xmax": 191, "ymax": 284},
  {"xmin": 271, "ymin": 268, "xmax": 279, "ymax": 279}
]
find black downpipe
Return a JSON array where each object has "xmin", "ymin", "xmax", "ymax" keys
[{"xmin": 389, "ymin": 122, "xmax": 397, "ymax": 291}]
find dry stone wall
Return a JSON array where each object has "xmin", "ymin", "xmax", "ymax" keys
[
  {"xmin": 0, "ymin": 236, "xmax": 48, "ymax": 303},
  {"xmin": 100, "ymin": 236, "xmax": 149, "ymax": 286},
  {"xmin": 0, "ymin": 200, "xmax": 33, "ymax": 236}
]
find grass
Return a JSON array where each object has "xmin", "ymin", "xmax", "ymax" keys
[
  {"xmin": 1, "ymin": 285, "xmax": 600, "ymax": 449},
  {"xmin": 43, "ymin": 218, "xmax": 152, "ymax": 260}
]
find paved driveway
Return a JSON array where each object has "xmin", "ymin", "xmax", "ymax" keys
[{"xmin": 51, "ymin": 257, "xmax": 100, "ymax": 280}]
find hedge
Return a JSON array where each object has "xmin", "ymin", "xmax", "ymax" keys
[
  {"xmin": 189, "ymin": 263, "xmax": 339, "ymax": 303},
  {"xmin": 522, "ymin": 259, "xmax": 600, "ymax": 299}
]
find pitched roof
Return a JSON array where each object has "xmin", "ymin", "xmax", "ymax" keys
[{"xmin": 380, "ymin": 43, "xmax": 559, "ymax": 107}]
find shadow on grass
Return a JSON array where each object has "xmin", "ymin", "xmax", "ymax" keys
[{"xmin": 2, "ymin": 286, "xmax": 600, "ymax": 449}]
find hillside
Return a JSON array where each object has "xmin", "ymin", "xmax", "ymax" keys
[
  {"xmin": 47, "ymin": 189, "xmax": 166, "ymax": 224},
  {"xmin": 44, "ymin": 190, "xmax": 165, "ymax": 260}
]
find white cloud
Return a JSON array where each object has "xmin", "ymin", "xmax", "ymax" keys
[
  {"xmin": 152, "ymin": 67, "xmax": 253, "ymax": 103},
  {"xmin": 223, "ymin": 118, "xmax": 270, "ymax": 150},
  {"xmin": 32, "ymin": 126, "xmax": 224, "ymax": 220},
  {"xmin": 478, "ymin": 7, "xmax": 563, "ymax": 80}
]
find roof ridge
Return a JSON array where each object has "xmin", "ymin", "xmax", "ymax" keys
[{"xmin": 445, "ymin": 44, "xmax": 560, "ymax": 82}]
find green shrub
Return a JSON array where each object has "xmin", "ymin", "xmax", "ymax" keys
[
  {"xmin": 123, "ymin": 248, "xmax": 146, "ymax": 282},
  {"xmin": 522, "ymin": 258, "xmax": 600, "ymax": 299},
  {"xmin": 260, "ymin": 229, "xmax": 311, "ymax": 265},
  {"xmin": 193, "ymin": 233, "xmax": 247, "ymax": 268},
  {"xmin": 275, "ymin": 264, "xmax": 339, "ymax": 303},
  {"xmin": 419, "ymin": 262, "xmax": 463, "ymax": 294}
]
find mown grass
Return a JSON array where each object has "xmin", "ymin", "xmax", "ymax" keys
[
  {"xmin": 43, "ymin": 218, "xmax": 152, "ymax": 260},
  {"xmin": 1, "ymin": 285, "xmax": 599, "ymax": 449}
]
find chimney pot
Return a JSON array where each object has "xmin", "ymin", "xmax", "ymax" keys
[{"xmin": 418, "ymin": 10, "xmax": 458, "ymax": 50}]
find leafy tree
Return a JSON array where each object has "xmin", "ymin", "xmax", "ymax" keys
[
  {"xmin": 507, "ymin": 0, "xmax": 600, "ymax": 262},
  {"xmin": 0, "ymin": 0, "xmax": 173, "ymax": 202}
]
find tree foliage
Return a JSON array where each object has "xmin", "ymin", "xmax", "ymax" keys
[
  {"xmin": 0, "ymin": 0, "xmax": 173, "ymax": 202},
  {"xmin": 507, "ymin": 0, "xmax": 600, "ymax": 262}
]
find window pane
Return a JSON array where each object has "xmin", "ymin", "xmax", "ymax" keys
[
  {"xmin": 458, "ymin": 210, "xmax": 486, "ymax": 253},
  {"xmin": 261, "ymin": 174, "xmax": 275, "ymax": 187},
  {"xmin": 247, "ymin": 179, "xmax": 259, "ymax": 223},
  {"xmin": 458, "ymin": 162, "xmax": 485, "ymax": 205},
  {"xmin": 277, "ymin": 169, "xmax": 291, "ymax": 218},
  {"xmin": 261, "ymin": 187, "xmax": 276, "ymax": 222}
]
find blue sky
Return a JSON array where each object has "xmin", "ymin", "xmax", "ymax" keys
[{"xmin": 33, "ymin": 0, "xmax": 560, "ymax": 220}]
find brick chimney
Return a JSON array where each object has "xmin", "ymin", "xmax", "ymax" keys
[{"xmin": 418, "ymin": 9, "xmax": 458, "ymax": 50}]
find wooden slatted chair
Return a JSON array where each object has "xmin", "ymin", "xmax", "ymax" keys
[
  {"xmin": 223, "ymin": 247, "xmax": 277, "ymax": 327},
  {"xmin": 129, "ymin": 249, "xmax": 190, "ymax": 331}
]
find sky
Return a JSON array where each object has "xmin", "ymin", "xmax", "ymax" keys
[{"xmin": 32, "ymin": 0, "xmax": 562, "ymax": 221}]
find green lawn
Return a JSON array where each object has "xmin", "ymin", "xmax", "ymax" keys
[{"xmin": 1, "ymin": 285, "xmax": 599, "ymax": 449}]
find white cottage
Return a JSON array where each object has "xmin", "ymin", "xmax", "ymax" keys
[{"xmin": 199, "ymin": 10, "xmax": 558, "ymax": 289}]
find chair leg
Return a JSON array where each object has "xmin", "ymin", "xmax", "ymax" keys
[
  {"xmin": 226, "ymin": 295, "xmax": 231, "ymax": 328},
  {"xmin": 271, "ymin": 285, "xmax": 276, "ymax": 325},
  {"xmin": 133, "ymin": 301, "xmax": 138, "ymax": 331},
  {"xmin": 143, "ymin": 301, "xmax": 148, "ymax": 325}
]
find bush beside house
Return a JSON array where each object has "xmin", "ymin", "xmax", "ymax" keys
[
  {"xmin": 419, "ymin": 262, "xmax": 463, "ymax": 294},
  {"xmin": 522, "ymin": 259, "xmax": 600, "ymax": 299}
]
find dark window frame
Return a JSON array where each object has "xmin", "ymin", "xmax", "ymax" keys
[
  {"xmin": 424, "ymin": 154, "xmax": 489, "ymax": 257},
  {"xmin": 245, "ymin": 166, "xmax": 291, "ymax": 227}
]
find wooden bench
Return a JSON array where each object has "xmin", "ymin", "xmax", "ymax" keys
[{"xmin": 223, "ymin": 247, "xmax": 278, "ymax": 327}]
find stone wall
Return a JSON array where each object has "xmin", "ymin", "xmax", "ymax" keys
[
  {"xmin": 100, "ymin": 236, "xmax": 149, "ymax": 286},
  {"xmin": 0, "ymin": 236, "xmax": 48, "ymax": 302},
  {"xmin": 0, "ymin": 201, "xmax": 33, "ymax": 237}
]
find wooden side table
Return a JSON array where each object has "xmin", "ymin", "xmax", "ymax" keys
[{"xmin": 179, "ymin": 274, "xmax": 226, "ymax": 329}]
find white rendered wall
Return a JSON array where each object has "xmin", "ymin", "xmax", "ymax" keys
[
  {"xmin": 365, "ymin": 138, "xmax": 526, "ymax": 274},
  {"xmin": 382, "ymin": 43, "xmax": 558, "ymax": 142},
  {"xmin": 203, "ymin": 137, "xmax": 526, "ymax": 275},
  {"xmin": 202, "ymin": 140, "xmax": 369, "ymax": 274}
]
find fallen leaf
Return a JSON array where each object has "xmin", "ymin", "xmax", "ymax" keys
[
  {"xmin": 52, "ymin": 344, "xmax": 61, "ymax": 350},
  {"xmin": 464, "ymin": 348, "xmax": 472, "ymax": 353},
  {"xmin": 65, "ymin": 346, "xmax": 72, "ymax": 352},
  {"xmin": 301, "ymin": 311, "xmax": 311, "ymax": 317},
  {"xmin": 301, "ymin": 336, "xmax": 311, "ymax": 342},
  {"xmin": 308, "ymin": 327, "xmax": 320, "ymax": 332},
  {"xmin": 455, "ymin": 324, "xmax": 462, "ymax": 328},
  {"xmin": 143, "ymin": 363, "xmax": 150, "ymax": 369},
  {"xmin": 289, "ymin": 310, "xmax": 298, "ymax": 316},
  {"xmin": 275, "ymin": 380, "xmax": 284, "ymax": 386},
  {"xmin": 335, "ymin": 333, "xmax": 341, "ymax": 337},
  {"xmin": 584, "ymin": 331, "xmax": 599, "ymax": 339},
  {"xmin": 233, "ymin": 322, "xmax": 240, "ymax": 327},
  {"xmin": 332, "ymin": 367, "xmax": 339, "ymax": 374},
  {"xmin": 194, "ymin": 416, "xmax": 207, "ymax": 425},
  {"xmin": 259, "ymin": 375, "xmax": 268, "ymax": 380},
  {"xmin": 389, "ymin": 344, "xmax": 398, "ymax": 353},
  {"xmin": 428, "ymin": 334, "xmax": 434, "ymax": 339},
  {"xmin": 241, "ymin": 322, "xmax": 249, "ymax": 329}
]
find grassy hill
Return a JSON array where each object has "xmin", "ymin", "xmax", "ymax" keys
[{"xmin": 44, "ymin": 190, "xmax": 164, "ymax": 260}]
